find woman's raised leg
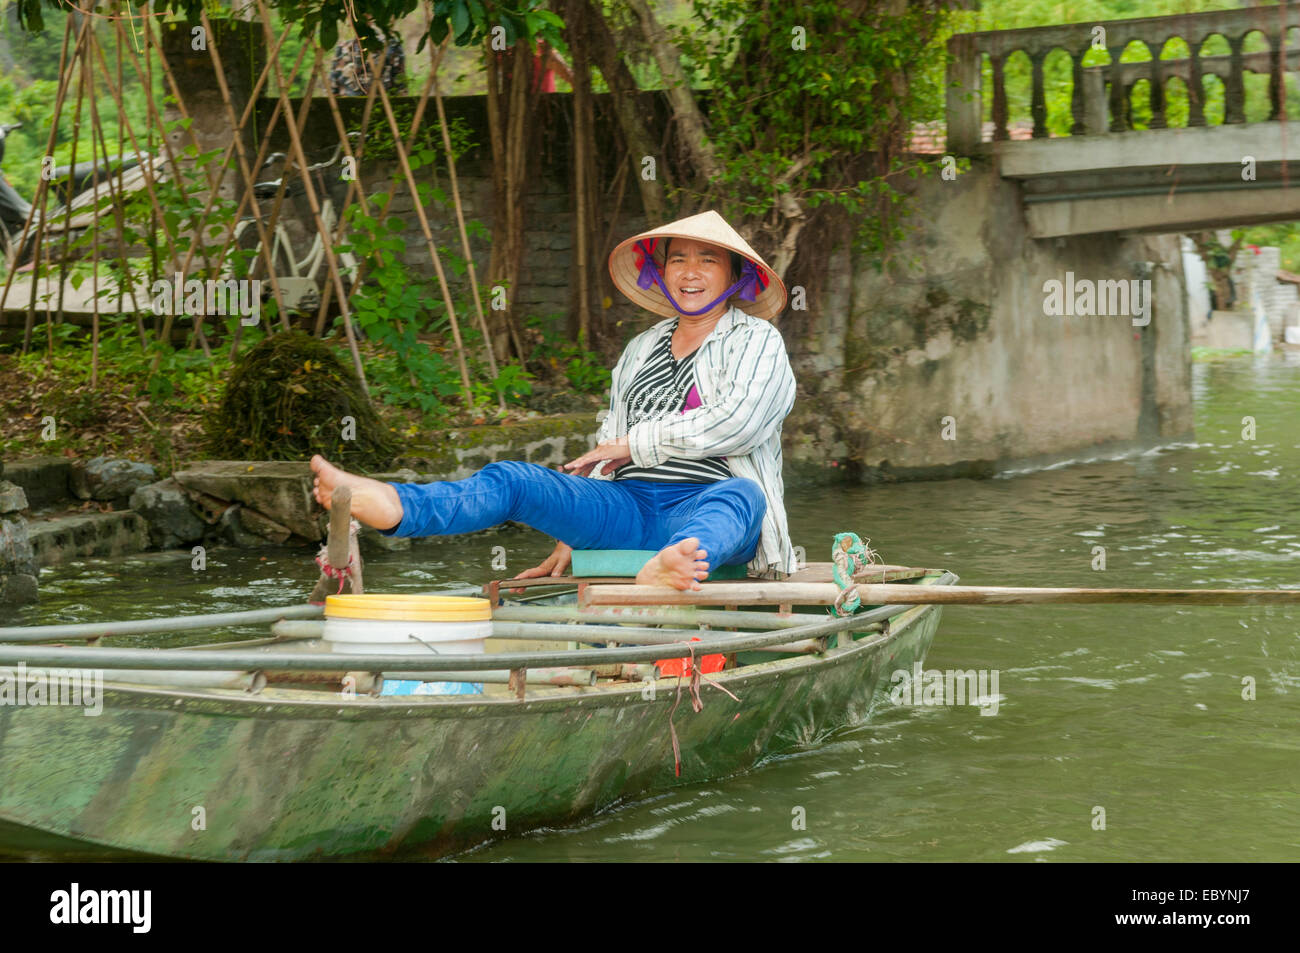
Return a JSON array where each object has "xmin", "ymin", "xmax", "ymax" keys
[{"xmin": 313, "ymin": 457, "xmax": 652, "ymax": 550}]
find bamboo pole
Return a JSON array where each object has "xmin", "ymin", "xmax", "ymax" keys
[
  {"xmin": 144, "ymin": 3, "xmax": 158, "ymax": 333},
  {"xmin": 267, "ymin": 606, "xmax": 844, "ymax": 643},
  {"xmin": 227, "ymin": 40, "xmax": 326, "ymax": 332},
  {"xmin": 188, "ymin": 23, "xmax": 302, "ymax": 290},
  {"xmin": 44, "ymin": 18, "xmax": 92, "ymax": 358},
  {"xmin": 503, "ymin": 39, "xmax": 530, "ymax": 363},
  {"xmin": 249, "ymin": 0, "xmax": 369, "ymax": 390},
  {"xmin": 378, "ymin": 667, "xmax": 597, "ymax": 686},
  {"xmin": 116, "ymin": 3, "xmax": 145, "ymax": 348},
  {"xmin": 582, "ymin": 582, "xmax": 1300, "ymax": 608},
  {"xmin": 0, "ymin": 604, "xmax": 324, "ymax": 644},
  {"xmin": 309, "ymin": 27, "xmax": 462, "ymax": 403},
  {"xmin": 138, "ymin": 16, "xmax": 222, "ymax": 280},
  {"xmin": 95, "ymin": 14, "xmax": 150, "ymax": 345},
  {"xmin": 198, "ymin": 15, "xmax": 305, "ymax": 335},
  {"xmin": 46, "ymin": 13, "xmax": 79, "ymax": 335},
  {"xmin": 199, "ymin": 14, "xmax": 307, "ymax": 337},
  {"xmin": 308, "ymin": 38, "xmax": 392, "ymax": 340},
  {"xmin": 1, "ymin": 14, "xmax": 83, "ymax": 343},
  {"xmin": 82, "ymin": 38, "xmax": 189, "ymax": 330},
  {"xmin": 142, "ymin": 13, "xmax": 236, "ymax": 369},
  {"xmin": 86, "ymin": 30, "xmax": 103, "ymax": 383},
  {"xmin": 367, "ymin": 43, "xmax": 477, "ymax": 407},
  {"xmin": 153, "ymin": 17, "xmax": 301, "ymax": 344},
  {"xmin": 601, "ymin": 146, "xmax": 630, "ymax": 274},
  {"xmin": 244, "ymin": 12, "xmax": 355, "ymax": 340},
  {"xmin": 46, "ymin": 23, "xmax": 90, "ymax": 361},
  {"xmin": 214, "ymin": 46, "xmax": 317, "ymax": 358},
  {"xmin": 100, "ymin": 669, "xmax": 264, "ymax": 691},
  {"xmin": 269, "ymin": 620, "xmax": 326, "ymax": 639},
  {"xmin": 493, "ymin": 604, "xmax": 827, "ymax": 628},
  {"xmin": 568, "ymin": 1, "xmax": 594, "ymax": 349},
  {"xmin": 430, "ymin": 39, "xmax": 503, "ymax": 398},
  {"xmin": 482, "ymin": 37, "xmax": 528, "ymax": 366},
  {"xmin": 108, "ymin": 15, "xmax": 219, "ymax": 356}
]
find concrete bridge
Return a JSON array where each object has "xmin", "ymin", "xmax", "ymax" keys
[{"xmin": 946, "ymin": 5, "xmax": 1300, "ymax": 238}]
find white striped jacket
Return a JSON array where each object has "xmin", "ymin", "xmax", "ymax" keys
[{"xmin": 590, "ymin": 305, "xmax": 799, "ymax": 578}]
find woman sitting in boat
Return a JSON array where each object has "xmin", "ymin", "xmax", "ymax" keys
[{"xmin": 309, "ymin": 209, "xmax": 801, "ymax": 590}]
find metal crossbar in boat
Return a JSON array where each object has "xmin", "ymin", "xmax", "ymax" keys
[
  {"xmin": 0, "ymin": 568, "xmax": 956, "ymax": 700},
  {"xmin": 0, "ymin": 598, "xmax": 926, "ymax": 671}
]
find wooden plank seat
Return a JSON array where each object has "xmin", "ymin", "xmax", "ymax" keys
[{"xmin": 487, "ymin": 550, "xmax": 941, "ymax": 609}]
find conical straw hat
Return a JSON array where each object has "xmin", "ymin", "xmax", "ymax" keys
[{"xmin": 608, "ymin": 210, "xmax": 787, "ymax": 321}]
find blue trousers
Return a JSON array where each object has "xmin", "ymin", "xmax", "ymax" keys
[{"xmin": 379, "ymin": 461, "xmax": 765, "ymax": 569}]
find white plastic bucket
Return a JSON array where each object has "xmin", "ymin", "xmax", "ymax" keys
[{"xmin": 323, "ymin": 594, "xmax": 493, "ymax": 696}]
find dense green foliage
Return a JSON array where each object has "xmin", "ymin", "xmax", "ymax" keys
[
  {"xmin": 10, "ymin": 0, "xmax": 564, "ymax": 54},
  {"xmin": 673, "ymin": 0, "xmax": 954, "ymax": 258}
]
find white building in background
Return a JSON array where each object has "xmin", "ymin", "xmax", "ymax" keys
[
  {"xmin": 1185, "ymin": 234, "xmax": 1300, "ymax": 348},
  {"xmin": 1181, "ymin": 235, "xmax": 1210, "ymax": 332}
]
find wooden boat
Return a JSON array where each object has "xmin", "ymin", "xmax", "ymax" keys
[{"xmin": 0, "ymin": 561, "xmax": 956, "ymax": 861}]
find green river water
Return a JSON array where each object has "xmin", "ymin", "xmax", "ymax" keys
[{"xmin": 8, "ymin": 354, "xmax": 1298, "ymax": 862}]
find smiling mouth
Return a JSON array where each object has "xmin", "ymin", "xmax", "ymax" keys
[{"xmin": 679, "ymin": 287, "xmax": 705, "ymax": 298}]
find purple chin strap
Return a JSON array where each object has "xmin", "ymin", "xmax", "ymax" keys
[{"xmin": 635, "ymin": 239, "xmax": 769, "ymax": 316}]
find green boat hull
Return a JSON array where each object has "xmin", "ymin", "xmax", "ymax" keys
[{"xmin": 0, "ymin": 592, "xmax": 946, "ymax": 861}]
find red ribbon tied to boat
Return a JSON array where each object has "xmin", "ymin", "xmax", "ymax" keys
[
  {"xmin": 663, "ymin": 639, "xmax": 742, "ymax": 777},
  {"xmin": 314, "ymin": 551, "xmax": 354, "ymax": 594}
]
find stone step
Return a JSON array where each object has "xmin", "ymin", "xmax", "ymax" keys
[
  {"xmin": 24, "ymin": 509, "xmax": 151, "ymax": 566},
  {"xmin": 1, "ymin": 456, "xmax": 73, "ymax": 507}
]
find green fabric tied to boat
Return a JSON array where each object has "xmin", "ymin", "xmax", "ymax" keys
[{"xmin": 570, "ymin": 550, "xmax": 749, "ymax": 580}]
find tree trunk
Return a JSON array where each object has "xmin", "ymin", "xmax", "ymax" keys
[
  {"xmin": 563, "ymin": 0, "xmax": 612, "ymax": 350},
  {"xmin": 484, "ymin": 40, "xmax": 532, "ymax": 364},
  {"xmin": 1191, "ymin": 231, "xmax": 1243, "ymax": 311},
  {"xmin": 580, "ymin": 0, "xmax": 665, "ymax": 224},
  {"xmin": 624, "ymin": 0, "xmax": 721, "ymax": 188}
]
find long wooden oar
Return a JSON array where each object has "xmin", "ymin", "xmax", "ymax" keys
[{"xmin": 582, "ymin": 582, "xmax": 1300, "ymax": 608}]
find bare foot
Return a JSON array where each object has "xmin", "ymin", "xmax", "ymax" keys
[
  {"xmin": 310, "ymin": 454, "xmax": 404, "ymax": 531},
  {"xmin": 635, "ymin": 537, "xmax": 710, "ymax": 591}
]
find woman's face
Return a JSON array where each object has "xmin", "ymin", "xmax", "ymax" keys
[{"xmin": 664, "ymin": 237, "xmax": 735, "ymax": 321}]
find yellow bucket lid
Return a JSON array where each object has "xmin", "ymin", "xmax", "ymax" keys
[{"xmin": 324, "ymin": 594, "xmax": 492, "ymax": 622}]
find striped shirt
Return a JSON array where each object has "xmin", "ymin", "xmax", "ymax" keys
[
  {"xmin": 613, "ymin": 321, "xmax": 732, "ymax": 483},
  {"xmin": 589, "ymin": 306, "xmax": 800, "ymax": 578}
]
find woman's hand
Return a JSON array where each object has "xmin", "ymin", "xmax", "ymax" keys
[
  {"xmin": 563, "ymin": 435, "xmax": 632, "ymax": 478},
  {"xmin": 507, "ymin": 541, "xmax": 573, "ymax": 594}
]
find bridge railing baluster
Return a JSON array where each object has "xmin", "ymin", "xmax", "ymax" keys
[
  {"xmin": 1030, "ymin": 51, "xmax": 1048, "ymax": 139},
  {"xmin": 991, "ymin": 54, "xmax": 1009, "ymax": 141},
  {"xmin": 1226, "ymin": 33, "xmax": 1247, "ymax": 124},
  {"xmin": 1148, "ymin": 52, "xmax": 1167, "ymax": 129},
  {"xmin": 1107, "ymin": 46, "xmax": 1128, "ymax": 133},
  {"xmin": 1070, "ymin": 48, "xmax": 1087, "ymax": 136},
  {"xmin": 1189, "ymin": 34, "xmax": 1207, "ymax": 128},
  {"xmin": 1267, "ymin": 31, "xmax": 1284, "ymax": 122},
  {"xmin": 945, "ymin": 5, "xmax": 1300, "ymax": 153}
]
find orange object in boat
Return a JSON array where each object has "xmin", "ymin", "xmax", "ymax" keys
[{"xmin": 656, "ymin": 637, "xmax": 726, "ymax": 677}]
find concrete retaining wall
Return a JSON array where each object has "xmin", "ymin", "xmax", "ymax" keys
[{"xmin": 783, "ymin": 161, "xmax": 1193, "ymax": 484}]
